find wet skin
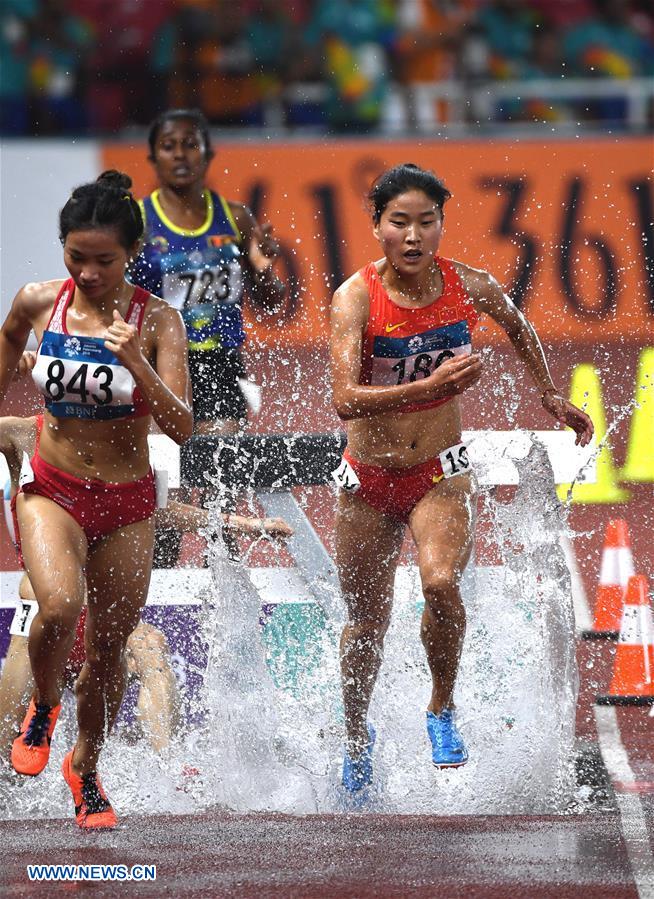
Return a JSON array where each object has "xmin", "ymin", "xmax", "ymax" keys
[
  {"xmin": 148, "ymin": 117, "xmax": 284, "ymax": 435},
  {"xmin": 0, "ymin": 225, "xmax": 191, "ymax": 777},
  {"xmin": 330, "ymin": 188, "xmax": 594, "ymax": 753}
]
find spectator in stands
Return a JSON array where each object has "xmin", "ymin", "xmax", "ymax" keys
[
  {"xmin": 3, "ymin": 0, "xmax": 653, "ymax": 136},
  {"xmin": 28, "ymin": 0, "xmax": 91, "ymax": 135},
  {"xmin": 473, "ymin": 0, "xmax": 542, "ymax": 80},
  {"xmin": 166, "ymin": 0, "xmax": 263, "ymax": 126},
  {"xmin": 563, "ymin": 0, "xmax": 654, "ymax": 122},
  {"xmin": 563, "ymin": 0, "xmax": 654, "ymax": 78},
  {"xmin": 524, "ymin": 21, "xmax": 565, "ymax": 80},
  {"xmin": 72, "ymin": 0, "xmax": 175, "ymax": 131},
  {"xmin": 630, "ymin": 0, "xmax": 654, "ymax": 43},
  {"xmin": 529, "ymin": 0, "xmax": 593, "ymax": 28},
  {"xmin": 304, "ymin": 0, "xmax": 397, "ymax": 132},
  {"xmin": 246, "ymin": 0, "xmax": 309, "ymax": 122},
  {"xmin": 0, "ymin": 0, "xmax": 35, "ymax": 135},
  {"xmin": 505, "ymin": 21, "xmax": 571, "ymax": 122},
  {"xmin": 396, "ymin": 0, "xmax": 474, "ymax": 83},
  {"xmin": 394, "ymin": 0, "xmax": 475, "ymax": 127}
]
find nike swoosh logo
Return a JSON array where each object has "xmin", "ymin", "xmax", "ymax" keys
[{"xmin": 385, "ymin": 321, "xmax": 408, "ymax": 334}]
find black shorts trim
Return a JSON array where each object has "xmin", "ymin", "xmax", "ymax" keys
[{"xmin": 188, "ymin": 347, "xmax": 248, "ymax": 422}]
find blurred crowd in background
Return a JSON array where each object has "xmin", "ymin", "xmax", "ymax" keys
[{"xmin": 2, "ymin": 0, "xmax": 653, "ymax": 137}]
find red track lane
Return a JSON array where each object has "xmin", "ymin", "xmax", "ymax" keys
[{"xmin": 0, "ymin": 811, "xmax": 642, "ymax": 898}]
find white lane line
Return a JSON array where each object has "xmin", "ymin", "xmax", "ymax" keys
[
  {"xmin": 594, "ymin": 706, "xmax": 654, "ymax": 898},
  {"xmin": 559, "ymin": 532, "xmax": 593, "ymax": 633},
  {"xmin": 568, "ymin": 531, "xmax": 654, "ymax": 897}
]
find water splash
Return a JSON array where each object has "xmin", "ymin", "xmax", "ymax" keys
[
  {"xmin": 0, "ymin": 436, "xmax": 578, "ymax": 819},
  {"xmin": 184, "ymin": 434, "xmax": 579, "ymax": 815}
]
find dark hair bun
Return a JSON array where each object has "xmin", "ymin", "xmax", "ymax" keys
[
  {"xmin": 96, "ymin": 169, "xmax": 133, "ymax": 192},
  {"xmin": 60, "ymin": 170, "xmax": 143, "ymax": 249}
]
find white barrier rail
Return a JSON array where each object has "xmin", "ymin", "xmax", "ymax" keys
[
  {"xmin": 145, "ymin": 430, "xmax": 597, "ymax": 491},
  {"xmin": 0, "ymin": 429, "xmax": 592, "ymax": 505},
  {"xmin": 404, "ymin": 77, "xmax": 654, "ymax": 130},
  {"xmin": 0, "ymin": 430, "xmax": 596, "ymax": 630}
]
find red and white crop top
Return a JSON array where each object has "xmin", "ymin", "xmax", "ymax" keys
[{"xmin": 31, "ymin": 279, "xmax": 150, "ymax": 420}]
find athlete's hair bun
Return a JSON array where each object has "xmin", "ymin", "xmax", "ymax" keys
[
  {"xmin": 96, "ymin": 169, "xmax": 133, "ymax": 193},
  {"xmin": 60, "ymin": 169, "xmax": 143, "ymax": 249}
]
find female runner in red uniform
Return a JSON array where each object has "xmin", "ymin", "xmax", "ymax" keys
[
  {"xmin": 330, "ymin": 164, "xmax": 593, "ymax": 792},
  {"xmin": 0, "ymin": 170, "xmax": 192, "ymax": 827}
]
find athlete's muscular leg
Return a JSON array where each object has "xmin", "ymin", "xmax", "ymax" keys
[
  {"xmin": 336, "ymin": 492, "xmax": 404, "ymax": 754},
  {"xmin": 125, "ymin": 621, "xmax": 180, "ymax": 754},
  {"xmin": 0, "ymin": 636, "xmax": 32, "ymax": 763},
  {"xmin": 409, "ymin": 475, "xmax": 475, "ymax": 714},
  {"xmin": 73, "ymin": 517, "xmax": 154, "ymax": 775},
  {"xmin": 16, "ymin": 494, "xmax": 87, "ymax": 708}
]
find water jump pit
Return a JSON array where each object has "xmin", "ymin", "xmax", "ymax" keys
[{"xmin": 0, "ymin": 429, "xmax": 598, "ymax": 823}]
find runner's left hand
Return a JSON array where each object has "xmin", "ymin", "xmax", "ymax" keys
[
  {"xmin": 248, "ymin": 222, "xmax": 280, "ymax": 273},
  {"xmin": 104, "ymin": 309, "xmax": 144, "ymax": 371},
  {"xmin": 542, "ymin": 390, "xmax": 594, "ymax": 447}
]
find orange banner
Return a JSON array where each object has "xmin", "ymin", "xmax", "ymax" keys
[{"xmin": 103, "ymin": 138, "xmax": 653, "ymax": 346}]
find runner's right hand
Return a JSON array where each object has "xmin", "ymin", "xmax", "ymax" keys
[
  {"xmin": 13, "ymin": 350, "xmax": 36, "ymax": 379},
  {"xmin": 421, "ymin": 354, "xmax": 483, "ymax": 400},
  {"xmin": 261, "ymin": 517, "xmax": 294, "ymax": 540}
]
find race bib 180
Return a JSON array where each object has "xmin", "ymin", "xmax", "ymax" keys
[
  {"xmin": 371, "ymin": 320, "xmax": 471, "ymax": 386},
  {"xmin": 332, "ymin": 458, "xmax": 361, "ymax": 493}
]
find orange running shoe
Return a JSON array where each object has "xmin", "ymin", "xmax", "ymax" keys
[
  {"xmin": 11, "ymin": 700, "xmax": 61, "ymax": 776},
  {"xmin": 61, "ymin": 751, "xmax": 118, "ymax": 829}
]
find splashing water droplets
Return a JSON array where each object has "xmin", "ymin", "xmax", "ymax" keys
[
  {"xmin": 180, "ymin": 436, "xmax": 576, "ymax": 815},
  {"xmin": 0, "ymin": 440, "xmax": 578, "ymax": 819}
]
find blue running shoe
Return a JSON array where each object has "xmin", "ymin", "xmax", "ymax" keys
[
  {"xmin": 426, "ymin": 710, "xmax": 468, "ymax": 768},
  {"xmin": 342, "ymin": 725, "xmax": 376, "ymax": 792}
]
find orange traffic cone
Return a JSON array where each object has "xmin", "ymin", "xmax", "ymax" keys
[
  {"xmin": 583, "ymin": 519, "xmax": 634, "ymax": 640},
  {"xmin": 596, "ymin": 575, "xmax": 654, "ymax": 705}
]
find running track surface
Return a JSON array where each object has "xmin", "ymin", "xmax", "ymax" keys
[
  {"xmin": 1, "ymin": 341, "xmax": 652, "ymax": 896},
  {"xmin": 0, "ymin": 809, "xmax": 650, "ymax": 897}
]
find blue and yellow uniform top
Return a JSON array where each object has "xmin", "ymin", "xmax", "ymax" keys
[{"xmin": 130, "ymin": 189, "xmax": 246, "ymax": 352}]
